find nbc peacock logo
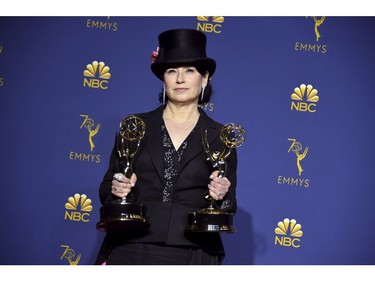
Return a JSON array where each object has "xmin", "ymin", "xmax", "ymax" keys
[
  {"xmin": 64, "ymin": 193, "xmax": 93, "ymax": 223},
  {"xmin": 197, "ymin": 16, "xmax": 224, "ymax": 33},
  {"xmin": 83, "ymin": 60, "xmax": 111, "ymax": 90},
  {"xmin": 274, "ymin": 218, "xmax": 303, "ymax": 248},
  {"xmin": 290, "ymin": 83, "xmax": 319, "ymax": 113}
]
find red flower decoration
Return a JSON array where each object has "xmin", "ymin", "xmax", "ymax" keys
[{"xmin": 151, "ymin": 47, "xmax": 159, "ymax": 63}]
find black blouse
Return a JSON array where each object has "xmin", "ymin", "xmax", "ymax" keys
[{"xmin": 161, "ymin": 121, "xmax": 193, "ymax": 202}]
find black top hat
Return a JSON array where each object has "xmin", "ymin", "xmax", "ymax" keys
[{"xmin": 151, "ymin": 29, "xmax": 216, "ymax": 80}]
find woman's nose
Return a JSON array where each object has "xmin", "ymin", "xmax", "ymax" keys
[{"xmin": 176, "ymin": 69, "xmax": 185, "ymax": 83}]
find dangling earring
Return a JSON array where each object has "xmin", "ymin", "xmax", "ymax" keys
[
  {"xmin": 200, "ymin": 86, "xmax": 206, "ymax": 103},
  {"xmin": 163, "ymin": 87, "xmax": 166, "ymax": 105}
]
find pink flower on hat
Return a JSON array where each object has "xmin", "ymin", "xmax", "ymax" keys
[{"xmin": 151, "ymin": 47, "xmax": 159, "ymax": 63}]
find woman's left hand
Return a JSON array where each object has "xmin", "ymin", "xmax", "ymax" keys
[{"xmin": 208, "ymin": 170, "xmax": 231, "ymax": 200}]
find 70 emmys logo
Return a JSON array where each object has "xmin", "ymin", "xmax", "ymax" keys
[
  {"xmin": 288, "ymin": 138, "xmax": 308, "ymax": 176},
  {"xmin": 294, "ymin": 17, "xmax": 327, "ymax": 54},
  {"xmin": 80, "ymin": 114, "xmax": 100, "ymax": 151},
  {"xmin": 69, "ymin": 114, "xmax": 101, "ymax": 163},
  {"xmin": 277, "ymin": 138, "xmax": 310, "ymax": 188},
  {"xmin": 83, "ymin": 60, "xmax": 111, "ymax": 90},
  {"xmin": 60, "ymin": 245, "xmax": 81, "ymax": 265},
  {"xmin": 307, "ymin": 16, "xmax": 325, "ymax": 42}
]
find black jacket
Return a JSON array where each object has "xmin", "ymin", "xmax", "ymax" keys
[{"xmin": 95, "ymin": 105, "xmax": 237, "ymax": 264}]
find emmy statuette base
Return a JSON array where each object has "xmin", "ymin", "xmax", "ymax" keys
[
  {"xmin": 96, "ymin": 202, "xmax": 149, "ymax": 234},
  {"xmin": 186, "ymin": 207, "xmax": 236, "ymax": 233}
]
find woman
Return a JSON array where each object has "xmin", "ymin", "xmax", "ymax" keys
[{"xmin": 95, "ymin": 28, "xmax": 238, "ymax": 265}]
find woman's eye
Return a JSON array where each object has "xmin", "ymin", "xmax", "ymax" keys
[{"xmin": 166, "ymin": 69, "xmax": 177, "ymax": 74}]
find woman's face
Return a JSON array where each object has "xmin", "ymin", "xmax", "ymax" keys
[{"xmin": 163, "ymin": 66, "xmax": 208, "ymax": 105}]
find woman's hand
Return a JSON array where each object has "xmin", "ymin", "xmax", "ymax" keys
[
  {"xmin": 208, "ymin": 170, "xmax": 231, "ymax": 200},
  {"xmin": 112, "ymin": 173, "xmax": 137, "ymax": 198}
]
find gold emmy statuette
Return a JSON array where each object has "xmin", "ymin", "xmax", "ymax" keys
[
  {"xmin": 186, "ymin": 123, "xmax": 246, "ymax": 233},
  {"xmin": 96, "ymin": 115, "xmax": 150, "ymax": 233}
]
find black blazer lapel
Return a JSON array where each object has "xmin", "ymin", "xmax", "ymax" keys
[
  {"xmin": 138, "ymin": 106, "xmax": 165, "ymax": 181},
  {"xmin": 178, "ymin": 108, "xmax": 223, "ymax": 173}
]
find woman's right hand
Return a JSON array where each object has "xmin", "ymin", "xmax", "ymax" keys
[{"xmin": 111, "ymin": 173, "xmax": 137, "ymax": 198}]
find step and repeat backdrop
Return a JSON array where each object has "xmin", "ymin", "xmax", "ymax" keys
[{"xmin": 0, "ymin": 16, "xmax": 374, "ymax": 265}]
